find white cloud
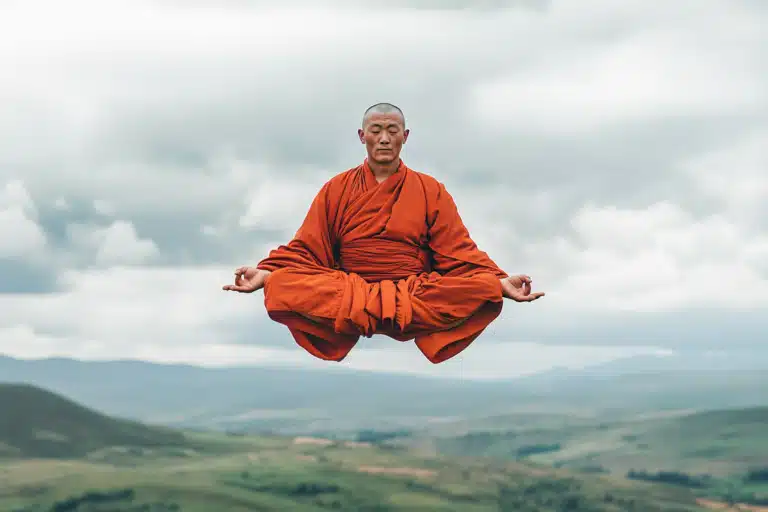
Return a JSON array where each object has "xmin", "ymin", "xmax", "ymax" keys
[
  {"xmin": 239, "ymin": 171, "xmax": 326, "ymax": 232},
  {"xmin": 0, "ymin": 208, "xmax": 47, "ymax": 260},
  {"xmin": 1, "ymin": 266, "xmax": 257, "ymax": 348},
  {"xmin": 53, "ymin": 197, "xmax": 70, "ymax": 211},
  {"xmin": 92, "ymin": 199, "xmax": 116, "ymax": 216},
  {"xmin": 0, "ymin": 325, "xmax": 69, "ymax": 360},
  {"xmin": 0, "ymin": 323, "xmax": 301, "ymax": 367},
  {"xmin": 0, "ymin": 180, "xmax": 36, "ymax": 213},
  {"xmin": 0, "ymin": 180, "xmax": 46, "ymax": 259},
  {"xmin": 471, "ymin": 28, "xmax": 765, "ymax": 134},
  {"xmin": 537, "ymin": 202, "xmax": 768, "ymax": 311},
  {"xmin": 681, "ymin": 129, "xmax": 768, "ymax": 225},
  {"xmin": 66, "ymin": 221, "xmax": 159, "ymax": 265},
  {"xmin": 201, "ymin": 225, "xmax": 221, "ymax": 237}
]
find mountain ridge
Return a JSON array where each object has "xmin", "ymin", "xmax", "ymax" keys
[{"xmin": 2, "ymin": 353, "xmax": 765, "ymax": 432}]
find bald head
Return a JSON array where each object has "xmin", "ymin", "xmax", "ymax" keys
[
  {"xmin": 362, "ymin": 103, "xmax": 406, "ymax": 129},
  {"xmin": 358, "ymin": 103, "xmax": 409, "ymax": 165}
]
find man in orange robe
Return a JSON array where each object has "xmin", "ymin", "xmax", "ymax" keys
[{"xmin": 223, "ymin": 103, "xmax": 544, "ymax": 364}]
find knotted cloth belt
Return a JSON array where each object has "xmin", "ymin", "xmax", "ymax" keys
[{"xmin": 338, "ymin": 237, "xmax": 430, "ymax": 283}]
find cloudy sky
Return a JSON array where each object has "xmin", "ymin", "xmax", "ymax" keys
[{"xmin": 1, "ymin": 0, "xmax": 766, "ymax": 379}]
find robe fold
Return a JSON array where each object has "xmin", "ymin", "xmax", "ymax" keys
[{"xmin": 257, "ymin": 159, "xmax": 507, "ymax": 364}]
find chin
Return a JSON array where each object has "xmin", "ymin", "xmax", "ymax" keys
[{"xmin": 373, "ymin": 153, "xmax": 397, "ymax": 163}]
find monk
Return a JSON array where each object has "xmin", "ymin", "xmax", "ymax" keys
[{"xmin": 223, "ymin": 103, "xmax": 544, "ymax": 364}]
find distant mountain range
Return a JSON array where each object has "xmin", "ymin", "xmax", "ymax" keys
[
  {"xmin": 1, "ymin": 351, "xmax": 765, "ymax": 432},
  {"xmin": 533, "ymin": 349, "xmax": 768, "ymax": 377}
]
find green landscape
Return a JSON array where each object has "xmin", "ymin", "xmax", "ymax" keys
[
  {"xmin": 411, "ymin": 407, "xmax": 768, "ymax": 508},
  {"xmin": 1, "ymin": 381, "xmax": 767, "ymax": 511}
]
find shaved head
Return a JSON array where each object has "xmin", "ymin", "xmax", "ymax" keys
[
  {"xmin": 362, "ymin": 103, "xmax": 405, "ymax": 128},
  {"xmin": 358, "ymin": 102, "xmax": 409, "ymax": 167}
]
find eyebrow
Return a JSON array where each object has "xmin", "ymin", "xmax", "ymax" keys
[{"xmin": 369, "ymin": 123, "xmax": 401, "ymax": 129}]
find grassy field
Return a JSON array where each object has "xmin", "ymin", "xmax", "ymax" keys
[
  {"xmin": 425, "ymin": 407, "xmax": 768, "ymax": 475},
  {"xmin": 2, "ymin": 383, "xmax": 763, "ymax": 510},
  {"xmin": 409, "ymin": 407, "xmax": 768, "ymax": 508},
  {"xmin": 0, "ymin": 431, "xmax": 712, "ymax": 511}
]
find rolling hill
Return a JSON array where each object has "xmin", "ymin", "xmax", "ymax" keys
[
  {"xmin": 426, "ymin": 406, "xmax": 768, "ymax": 476},
  {"xmin": 412, "ymin": 406, "xmax": 768, "ymax": 508},
  {"xmin": 0, "ymin": 383, "xmax": 187, "ymax": 459},
  {"xmin": 0, "ymin": 383, "xmax": 713, "ymax": 511}
]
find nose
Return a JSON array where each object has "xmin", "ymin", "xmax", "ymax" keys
[{"xmin": 379, "ymin": 132, "xmax": 391, "ymax": 143}]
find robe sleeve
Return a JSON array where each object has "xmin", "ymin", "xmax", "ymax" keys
[
  {"xmin": 256, "ymin": 181, "xmax": 337, "ymax": 272},
  {"xmin": 427, "ymin": 182, "xmax": 508, "ymax": 279}
]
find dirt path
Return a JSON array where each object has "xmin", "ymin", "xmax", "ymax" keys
[
  {"xmin": 343, "ymin": 441, "xmax": 372, "ymax": 448},
  {"xmin": 292, "ymin": 437, "xmax": 371, "ymax": 448},
  {"xmin": 697, "ymin": 498, "xmax": 768, "ymax": 511},
  {"xmin": 292, "ymin": 437, "xmax": 334, "ymax": 446},
  {"xmin": 357, "ymin": 465, "xmax": 436, "ymax": 479}
]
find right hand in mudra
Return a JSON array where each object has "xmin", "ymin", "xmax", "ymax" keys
[
  {"xmin": 500, "ymin": 274, "xmax": 545, "ymax": 302},
  {"xmin": 222, "ymin": 266, "xmax": 271, "ymax": 293}
]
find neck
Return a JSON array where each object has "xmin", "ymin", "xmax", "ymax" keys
[{"xmin": 367, "ymin": 158, "xmax": 401, "ymax": 182}]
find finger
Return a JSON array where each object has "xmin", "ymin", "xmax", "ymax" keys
[
  {"xmin": 509, "ymin": 291, "xmax": 526, "ymax": 301},
  {"xmin": 511, "ymin": 291, "xmax": 545, "ymax": 302},
  {"xmin": 523, "ymin": 281, "xmax": 531, "ymax": 296},
  {"xmin": 519, "ymin": 275, "xmax": 532, "ymax": 283},
  {"xmin": 223, "ymin": 284, "xmax": 251, "ymax": 293}
]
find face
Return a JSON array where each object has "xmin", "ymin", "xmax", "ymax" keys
[{"xmin": 358, "ymin": 112, "xmax": 409, "ymax": 164}]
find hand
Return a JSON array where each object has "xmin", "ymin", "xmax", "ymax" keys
[
  {"xmin": 222, "ymin": 266, "xmax": 271, "ymax": 293},
  {"xmin": 500, "ymin": 274, "xmax": 545, "ymax": 302}
]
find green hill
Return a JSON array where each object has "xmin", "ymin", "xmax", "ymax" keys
[
  {"xmin": 0, "ymin": 383, "xmax": 712, "ymax": 511},
  {"xmin": 0, "ymin": 383, "xmax": 187, "ymax": 459},
  {"xmin": 427, "ymin": 406, "xmax": 768, "ymax": 477},
  {"xmin": 416, "ymin": 407, "xmax": 768, "ymax": 508},
  {"xmin": 1, "ymin": 432, "xmax": 710, "ymax": 512}
]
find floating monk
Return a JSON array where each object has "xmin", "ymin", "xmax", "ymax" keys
[{"xmin": 223, "ymin": 103, "xmax": 545, "ymax": 364}]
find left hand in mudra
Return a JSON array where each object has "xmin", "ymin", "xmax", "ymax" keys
[{"xmin": 500, "ymin": 274, "xmax": 545, "ymax": 302}]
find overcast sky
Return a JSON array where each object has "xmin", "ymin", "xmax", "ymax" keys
[{"xmin": 0, "ymin": 0, "xmax": 765, "ymax": 379}]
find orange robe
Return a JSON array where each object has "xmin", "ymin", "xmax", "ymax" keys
[{"xmin": 256, "ymin": 160, "xmax": 508, "ymax": 364}]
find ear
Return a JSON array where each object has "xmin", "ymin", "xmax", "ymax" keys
[
  {"xmin": 357, "ymin": 128, "xmax": 365, "ymax": 143},
  {"xmin": 403, "ymin": 128, "xmax": 410, "ymax": 143}
]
